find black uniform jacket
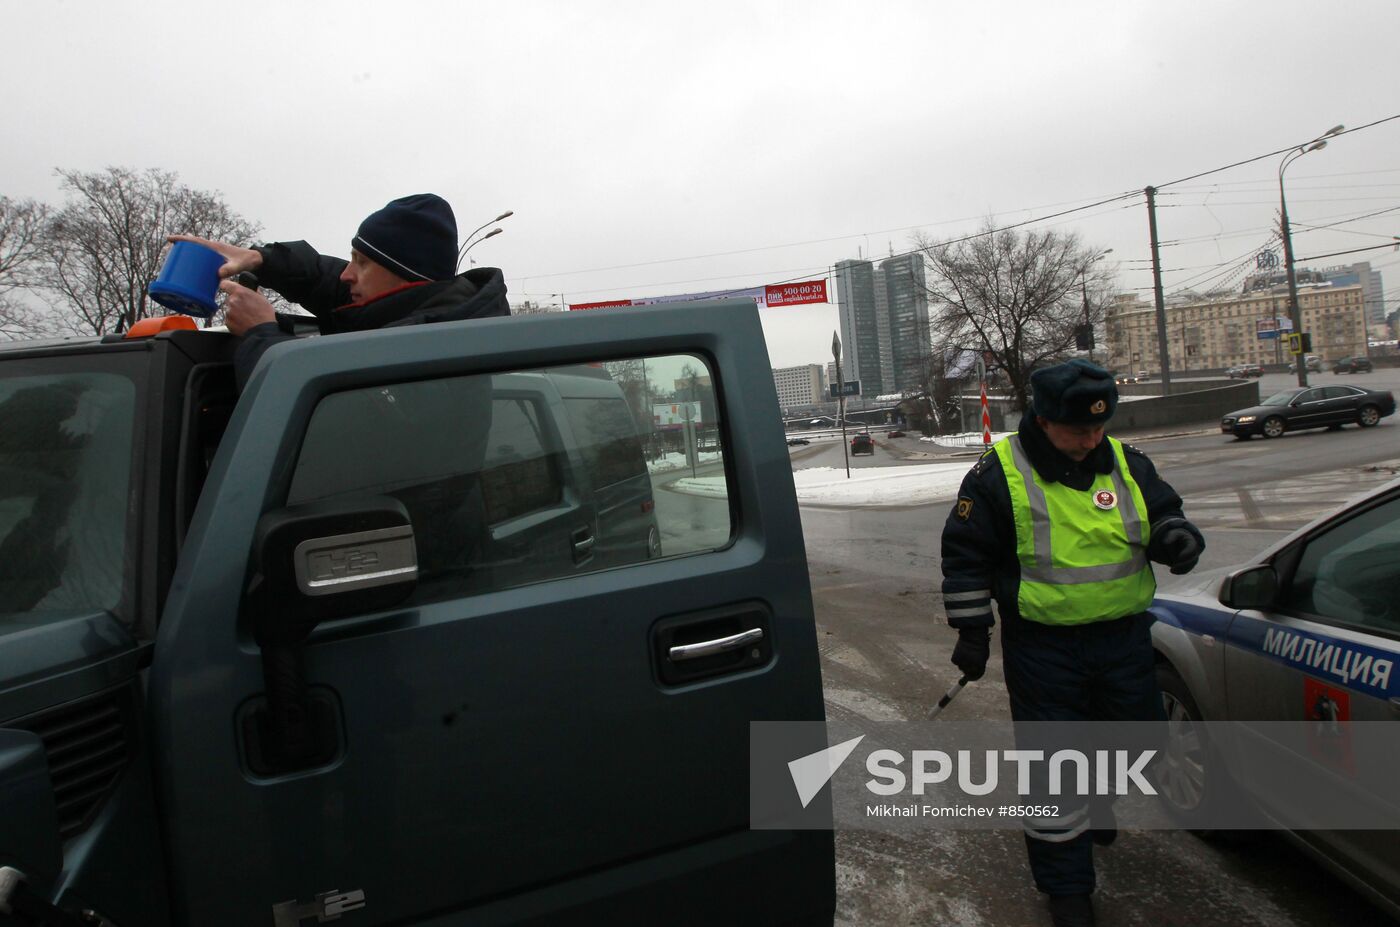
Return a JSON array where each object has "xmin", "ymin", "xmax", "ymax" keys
[
  {"xmin": 939, "ymin": 411, "xmax": 1204, "ymax": 633},
  {"xmin": 233, "ymin": 240, "xmax": 511, "ymax": 389}
]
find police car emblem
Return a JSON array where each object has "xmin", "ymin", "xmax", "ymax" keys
[{"xmin": 1093, "ymin": 490, "xmax": 1117, "ymax": 510}]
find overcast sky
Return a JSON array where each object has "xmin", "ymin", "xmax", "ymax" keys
[{"xmin": 4, "ymin": 0, "xmax": 1397, "ymax": 366}]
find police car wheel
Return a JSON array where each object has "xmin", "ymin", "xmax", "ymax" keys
[
  {"xmin": 1261, "ymin": 416, "xmax": 1285, "ymax": 439},
  {"xmin": 1154, "ymin": 664, "xmax": 1218, "ymax": 828}
]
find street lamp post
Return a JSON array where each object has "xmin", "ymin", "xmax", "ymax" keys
[
  {"xmin": 1080, "ymin": 248, "xmax": 1113, "ymax": 366},
  {"xmin": 456, "ymin": 210, "xmax": 514, "ymax": 270},
  {"xmin": 1280, "ymin": 125, "xmax": 1344, "ymax": 387}
]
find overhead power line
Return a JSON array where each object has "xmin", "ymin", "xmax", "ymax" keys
[
  {"xmin": 512, "ymin": 113, "xmax": 1400, "ymax": 304},
  {"xmin": 1294, "ymin": 242, "xmax": 1400, "ymax": 262},
  {"xmin": 1152, "ymin": 113, "xmax": 1400, "ymax": 190}
]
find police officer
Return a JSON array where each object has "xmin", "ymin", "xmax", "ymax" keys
[{"xmin": 939, "ymin": 359, "xmax": 1203, "ymax": 927}]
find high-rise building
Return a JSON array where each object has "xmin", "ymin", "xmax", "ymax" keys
[
  {"xmin": 834, "ymin": 259, "xmax": 884, "ymax": 397},
  {"xmin": 880, "ymin": 253, "xmax": 930, "ymax": 395},
  {"xmin": 834, "ymin": 254, "xmax": 930, "ymax": 397},
  {"xmin": 771, "ymin": 364, "xmax": 827, "ymax": 410}
]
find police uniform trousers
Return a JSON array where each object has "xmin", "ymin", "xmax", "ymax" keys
[{"xmin": 1001, "ymin": 610, "xmax": 1165, "ymax": 896}]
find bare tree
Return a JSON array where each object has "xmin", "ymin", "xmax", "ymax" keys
[
  {"xmin": 38, "ymin": 168, "xmax": 261, "ymax": 335},
  {"xmin": 0, "ymin": 196, "xmax": 52, "ymax": 339},
  {"xmin": 914, "ymin": 220, "xmax": 1113, "ymax": 412}
]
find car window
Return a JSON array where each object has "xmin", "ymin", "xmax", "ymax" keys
[
  {"xmin": 564, "ymin": 394, "xmax": 648, "ymax": 489},
  {"xmin": 285, "ymin": 353, "xmax": 733, "ymax": 604},
  {"xmin": 1297, "ymin": 389, "xmax": 1325, "ymax": 404},
  {"xmin": 1279, "ymin": 494, "xmax": 1400, "ymax": 636},
  {"xmin": 1321, "ymin": 387, "xmax": 1356, "ymax": 400},
  {"xmin": 479, "ymin": 396, "xmax": 563, "ymax": 524},
  {"xmin": 1262, "ymin": 390, "xmax": 1297, "ymax": 406},
  {"xmin": 0, "ymin": 369, "xmax": 137, "ymax": 628}
]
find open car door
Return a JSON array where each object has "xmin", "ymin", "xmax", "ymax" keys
[{"xmin": 149, "ymin": 300, "xmax": 834, "ymax": 925}]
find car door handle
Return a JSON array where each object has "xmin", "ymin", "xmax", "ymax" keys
[
  {"xmin": 669, "ymin": 628, "xmax": 764, "ymax": 662},
  {"xmin": 571, "ymin": 527, "xmax": 595, "ymax": 562}
]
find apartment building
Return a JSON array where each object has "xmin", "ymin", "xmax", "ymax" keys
[{"xmin": 1106, "ymin": 282, "xmax": 1368, "ymax": 373}]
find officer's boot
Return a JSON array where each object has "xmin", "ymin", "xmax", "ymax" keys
[{"xmin": 1046, "ymin": 892, "xmax": 1095, "ymax": 927}]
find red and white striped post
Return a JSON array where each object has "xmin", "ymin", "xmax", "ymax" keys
[{"xmin": 980, "ymin": 382, "xmax": 992, "ymax": 446}]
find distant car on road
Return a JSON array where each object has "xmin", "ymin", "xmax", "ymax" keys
[
  {"xmin": 1220, "ymin": 385, "xmax": 1395, "ymax": 439},
  {"xmin": 786, "ymin": 437, "xmax": 810, "ymax": 446},
  {"xmin": 1288, "ymin": 354, "xmax": 1323, "ymax": 373},
  {"xmin": 1150, "ymin": 476, "xmax": 1400, "ymax": 917},
  {"xmin": 1333, "ymin": 356, "xmax": 1374, "ymax": 374},
  {"xmin": 1227, "ymin": 364, "xmax": 1264, "ymax": 379},
  {"xmin": 850, "ymin": 433, "xmax": 875, "ymax": 455}
]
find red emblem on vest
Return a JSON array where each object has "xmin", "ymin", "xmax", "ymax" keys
[{"xmin": 1093, "ymin": 490, "xmax": 1117, "ymax": 510}]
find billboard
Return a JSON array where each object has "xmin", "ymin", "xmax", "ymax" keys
[
  {"xmin": 653, "ymin": 402, "xmax": 703, "ymax": 429},
  {"xmin": 764, "ymin": 280, "xmax": 828, "ymax": 307},
  {"xmin": 568, "ymin": 299, "xmax": 632, "ymax": 311},
  {"xmin": 570, "ymin": 279, "xmax": 828, "ymax": 311}
]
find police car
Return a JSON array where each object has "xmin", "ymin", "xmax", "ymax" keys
[{"xmin": 1150, "ymin": 477, "xmax": 1400, "ymax": 917}]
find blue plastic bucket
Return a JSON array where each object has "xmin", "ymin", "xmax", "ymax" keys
[{"xmin": 148, "ymin": 241, "xmax": 225, "ymax": 318}]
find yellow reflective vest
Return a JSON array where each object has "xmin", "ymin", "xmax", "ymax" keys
[{"xmin": 992, "ymin": 434, "xmax": 1156, "ymax": 625}]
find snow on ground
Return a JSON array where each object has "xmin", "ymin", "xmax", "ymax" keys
[
  {"xmin": 921, "ymin": 431, "xmax": 1013, "ymax": 449},
  {"xmin": 647, "ymin": 449, "xmax": 723, "ymax": 474},
  {"xmin": 671, "ymin": 460, "xmax": 975, "ymax": 507}
]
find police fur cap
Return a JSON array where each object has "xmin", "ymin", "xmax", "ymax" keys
[
  {"xmin": 1030, "ymin": 359, "xmax": 1118, "ymax": 424},
  {"xmin": 352, "ymin": 193, "xmax": 458, "ymax": 282}
]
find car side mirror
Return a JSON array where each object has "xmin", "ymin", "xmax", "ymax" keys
[
  {"xmin": 244, "ymin": 496, "xmax": 417, "ymax": 773},
  {"xmin": 1219, "ymin": 564, "xmax": 1278, "ymax": 610},
  {"xmin": 250, "ymin": 496, "xmax": 418, "ymax": 638}
]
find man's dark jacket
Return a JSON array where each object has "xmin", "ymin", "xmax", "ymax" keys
[
  {"xmin": 939, "ymin": 411, "xmax": 1204, "ymax": 635},
  {"xmin": 233, "ymin": 240, "xmax": 511, "ymax": 389}
]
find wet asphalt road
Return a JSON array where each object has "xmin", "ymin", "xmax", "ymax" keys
[{"xmin": 795, "ymin": 372, "xmax": 1400, "ymax": 925}]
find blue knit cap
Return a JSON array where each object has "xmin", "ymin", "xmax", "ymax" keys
[
  {"xmin": 1030, "ymin": 359, "xmax": 1118, "ymax": 424},
  {"xmin": 351, "ymin": 194, "xmax": 458, "ymax": 282}
]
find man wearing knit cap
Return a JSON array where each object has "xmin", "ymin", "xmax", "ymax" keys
[
  {"xmin": 172, "ymin": 193, "xmax": 510, "ymax": 389},
  {"xmin": 938, "ymin": 358, "xmax": 1203, "ymax": 927}
]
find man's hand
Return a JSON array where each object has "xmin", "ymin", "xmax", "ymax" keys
[
  {"xmin": 951, "ymin": 627, "xmax": 991, "ymax": 681},
  {"xmin": 1161, "ymin": 528, "xmax": 1201, "ymax": 575},
  {"xmin": 168, "ymin": 234, "xmax": 263, "ymax": 279},
  {"xmin": 221, "ymin": 279, "xmax": 276, "ymax": 335}
]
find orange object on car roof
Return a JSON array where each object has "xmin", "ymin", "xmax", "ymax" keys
[{"xmin": 125, "ymin": 315, "xmax": 198, "ymax": 339}]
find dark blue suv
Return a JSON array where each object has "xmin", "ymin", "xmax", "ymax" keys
[{"xmin": 0, "ymin": 303, "xmax": 834, "ymax": 927}]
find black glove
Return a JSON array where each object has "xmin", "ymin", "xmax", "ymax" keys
[
  {"xmin": 951, "ymin": 628, "xmax": 991, "ymax": 681},
  {"xmin": 1160, "ymin": 527, "xmax": 1201, "ymax": 575}
]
